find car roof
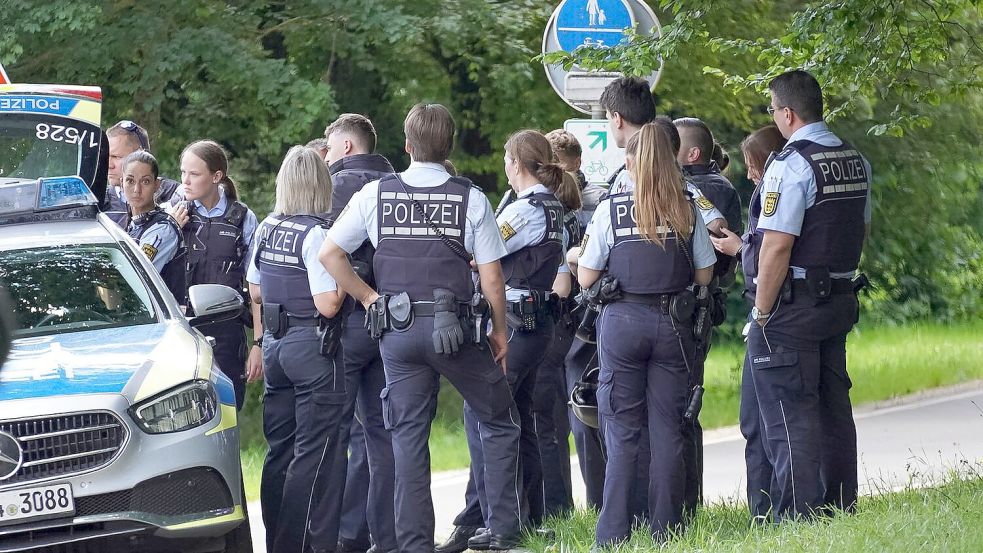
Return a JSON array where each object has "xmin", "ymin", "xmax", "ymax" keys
[{"xmin": 0, "ymin": 218, "xmax": 119, "ymax": 252}]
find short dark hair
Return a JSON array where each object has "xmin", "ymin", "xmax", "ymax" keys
[
  {"xmin": 325, "ymin": 113, "xmax": 378, "ymax": 153},
  {"xmin": 673, "ymin": 117, "xmax": 714, "ymax": 164},
  {"xmin": 769, "ymin": 70, "xmax": 824, "ymax": 123},
  {"xmin": 599, "ymin": 77, "xmax": 656, "ymax": 126}
]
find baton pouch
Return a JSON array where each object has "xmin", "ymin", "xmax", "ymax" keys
[
  {"xmin": 805, "ymin": 266, "xmax": 832, "ymax": 304},
  {"xmin": 262, "ymin": 303, "xmax": 287, "ymax": 340},
  {"xmin": 318, "ymin": 316, "xmax": 343, "ymax": 357},
  {"xmin": 388, "ymin": 292, "xmax": 413, "ymax": 331},
  {"xmin": 670, "ymin": 289, "xmax": 697, "ymax": 325}
]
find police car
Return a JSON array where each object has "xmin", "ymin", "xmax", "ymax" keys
[{"xmin": 0, "ymin": 83, "xmax": 251, "ymax": 552}]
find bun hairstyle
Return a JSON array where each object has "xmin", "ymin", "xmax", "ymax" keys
[
  {"xmin": 504, "ymin": 129, "xmax": 564, "ymax": 192},
  {"xmin": 712, "ymin": 142, "xmax": 730, "ymax": 172},
  {"xmin": 181, "ymin": 140, "xmax": 238, "ymax": 202}
]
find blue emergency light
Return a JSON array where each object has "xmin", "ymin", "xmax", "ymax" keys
[{"xmin": 0, "ymin": 175, "xmax": 98, "ymax": 224}]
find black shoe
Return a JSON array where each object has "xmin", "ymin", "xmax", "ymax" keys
[
  {"xmin": 434, "ymin": 525, "xmax": 479, "ymax": 553},
  {"xmin": 469, "ymin": 530, "xmax": 522, "ymax": 551},
  {"xmin": 337, "ymin": 539, "xmax": 370, "ymax": 553},
  {"xmin": 366, "ymin": 546, "xmax": 397, "ymax": 553}
]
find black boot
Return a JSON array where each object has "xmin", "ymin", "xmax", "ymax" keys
[{"xmin": 434, "ymin": 525, "xmax": 480, "ymax": 553}]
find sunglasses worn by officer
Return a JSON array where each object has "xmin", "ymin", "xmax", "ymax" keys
[{"xmin": 116, "ymin": 120, "xmax": 150, "ymax": 151}]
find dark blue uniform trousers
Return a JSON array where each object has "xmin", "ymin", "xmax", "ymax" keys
[
  {"xmin": 379, "ymin": 320, "xmax": 522, "ymax": 553},
  {"xmin": 564, "ymin": 336, "xmax": 606, "ymax": 510},
  {"xmin": 456, "ymin": 320, "xmax": 554, "ymax": 529},
  {"xmin": 533, "ymin": 322, "xmax": 575, "ymax": 517},
  {"xmin": 743, "ymin": 291, "xmax": 859, "ymax": 521},
  {"xmin": 339, "ymin": 419, "xmax": 371, "ymax": 548},
  {"xmin": 201, "ymin": 319, "xmax": 247, "ymax": 409},
  {"xmin": 312, "ymin": 313, "xmax": 396, "ymax": 551},
  {"xmin": 260, "ymin": 327, "xmax": 346, "ymax": 553},
  {"xmin": 595, "ymin": 304, "xmax": 693, "ymax": 545}
]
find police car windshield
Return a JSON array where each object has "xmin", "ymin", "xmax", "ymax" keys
[
  {"xmin": 0, "ymin": 244, "xmax": 158, "ymax": 337},
  {"xmin": 0, "ymin": 115, "xmax": 85, "ymax": 180}
]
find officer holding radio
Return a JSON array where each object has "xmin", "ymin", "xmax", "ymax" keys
[
  {"xmin": 246, "ymin": 146, "xmax": 348, "ymax": 553},
  {"xmin": 579, "ymin": 121, "xmax": 716, "ymax": 547},
  {"xmin": 741, "ymin": 70, "xmax": 870, "ymax": 522},
  {"xmin": 440, "ymin": 130, "xmax": 567, "ymax": 552},
  {"xmin": 319, "ymin": 104, "xmax": 522, "ymax": 553}
]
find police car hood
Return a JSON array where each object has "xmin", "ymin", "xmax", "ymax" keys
[{"xmin": 0, "ymin": 321, "xmax": 203, "ymax": 403}]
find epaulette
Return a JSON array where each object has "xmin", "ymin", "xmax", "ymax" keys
[{"xmin": 774, "ymin": 139, "xmax": 813, "ymax": 162}]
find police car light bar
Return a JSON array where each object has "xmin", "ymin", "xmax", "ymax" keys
[{"xmin": 0, "ymin": 176, "xmax": 98, "ymax": 224}]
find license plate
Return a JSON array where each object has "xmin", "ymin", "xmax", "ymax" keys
[{"xmin": 0, "ymin": 483, "xmax": 75, "ymax": 526}]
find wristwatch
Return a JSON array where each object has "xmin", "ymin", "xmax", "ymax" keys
[
  {"xmin": 751, "ymin": 306, "xmax": 771, "ymax": 322},
  {"xmin": 253, "ymin": 335, "xmax": 264, "ymax": 348}
]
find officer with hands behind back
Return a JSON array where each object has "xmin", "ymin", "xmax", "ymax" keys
[
  {"xmin": 319, "ymin": 103, "xmax": 523, "ymax": 553},
  {"xmin": 579, "ymin": 121, "xmax": 716, "ymax": 548},
  {"xmin": 246, "ymin": 146, "xmax": 349, "ymax": 553},
  {"xmin": 742, "ymin": 70, "xmax": 870, "ymax": 522},
  {"xmin": 121, "ymin": 150, "xmax": 187, "ymax": 302}
]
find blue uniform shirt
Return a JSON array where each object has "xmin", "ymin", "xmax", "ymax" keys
[
  {"xmin": 246, "ymin": 216, "xmax": 338, "ymax": 294},
  {"xmin": 579, "ymin": 197, "xmax": 717, "ymax": 272},
  {"xmin": 609, "ymin": 171, "xmax": 725, "ymax": 227},
  {"xmin": 136, "ymin": 221, "xmax": 180, "ymax": 272},
  {"xmin": 757, "ymin": 122, "xmax": 872, "ymax": 279},
  {"xmin": 496, "ymin": 183, "xmax": 569, "ymax": 301},
  {"xmin": 329, "ymin": 161, "xmax": 508, "ymax": 264},
  {"xmin": 191, "ymin": 187, "xmax": 259, "ymax": 273}
]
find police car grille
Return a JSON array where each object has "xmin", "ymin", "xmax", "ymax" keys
[{"xmin": 1, "ymin": 411, "xmax": 126, "ymax": 486}]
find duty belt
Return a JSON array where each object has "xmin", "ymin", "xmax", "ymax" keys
[
  {"xmin": 791, "ymin": 278, "xmax": 854, "ymax": 296},
  {"xmin": 286, "ymin": 314, "xmax": 320, "ymax": 328},
  {"xmin": 409, "ymin": 301, "xmax": 469, "ymax": 317},
  {"xmin": 617, "ymin": 292, "xmax": 675, "ymax": 311}
]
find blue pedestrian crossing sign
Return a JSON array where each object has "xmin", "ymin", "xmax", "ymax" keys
[{"xmin": 554, "ymin": 0, "xmax": 635, "ymax": 52}]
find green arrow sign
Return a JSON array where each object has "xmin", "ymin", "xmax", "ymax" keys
[{"xmin": 588, "ymin": 130, "xmax": 607, "ymax": 151}]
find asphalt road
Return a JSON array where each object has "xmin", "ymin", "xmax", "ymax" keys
[{"xmin": 248, "ymin": 383, "xmax": 983, "ymax": 550}]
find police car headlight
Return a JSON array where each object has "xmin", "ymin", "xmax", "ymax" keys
[{"xmin": 129, "ymin": 380, "xmax": 218, "ymax": 434}]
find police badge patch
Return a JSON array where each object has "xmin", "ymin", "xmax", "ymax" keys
[
  {"xmin": 763, "ymin": 192, "xmax": 780, "ymax": 216},
  {"xmin": 695, "ymin": 196, "xmax": 714, "ymax": 211},
  {"xmin": 141, "ymin": 243, "xmax": 159, "ymax": 260},
  {"xmin": 499, "ymin": 222, "xmax": 517, "ymax": 241},
  {"xmin": 579, "ymin": 234, "xmax": 589, "ymax": 256}
]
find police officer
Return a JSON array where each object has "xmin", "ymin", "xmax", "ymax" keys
[
  {"xmin": 318, "ymin": 113, "xmax": 398, "ymax": 553},
  {"xmin": 246, "ymin": 146, "xmax": 347, "ymax": 553},
  {"xmin": 181, "ymin": 139, "xmax": 258, "ymax": 410},
  {"xmin": 121, "ymin": 151, "xmax": 187, "ymax": 301},
  {"xmin": 579, "ymin": 121, "xmax": 716, "ymax": 547},
  {"xmin": 441, "ymin": 130, "xmax": 566, "ymax": 552},
  {"xmin": 105, "ymin": 120, "xmax": 182, "ymax": 228},
  {"xmin": 319, "ymin": 103, "xmax": 522, "ymax": 553},
  {"xmin": 738, "ymin": 70, "xmax": 870, "ymax": 521}
]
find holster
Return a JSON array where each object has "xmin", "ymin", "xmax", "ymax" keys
[
  {"xmin": 365, "ymin": 295, "xmax": 390, "ymax": 340},
  {"xmin": 669, "ymin": 289, "xmax": 697, "ymax": 325},
  {"xmin": 469, "ymin": 292, "xmax": 490, "ymax": 349},
  {"xmin": 262, "ymin": 303, "xmax": 287, "ymax": 340},
  {"xmin": 692, "ymin": 286, "xmax": 712, "ymax": 347},
  {"xmin": 318, "ymin": 316, "xmax": 342, "ymax": 357}
]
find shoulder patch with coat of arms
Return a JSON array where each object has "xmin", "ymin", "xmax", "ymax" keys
[
  {"xmin": 695, "ymin": 196, "xmax": 715, "ymax": 211},
  {"xmin": 763, "ymin": 192, "xmax": 781, "ymax": 217},
  {"xmin": 499, "ymin": 222, "xmax": 517, "ymax": 241},
  {"xmin": 141, "ymin": 243, "xmax": 159, "ymax": 260},
  {"xmin": 579, "ymin": 233, "xmax": 589, "ymax": 256}
]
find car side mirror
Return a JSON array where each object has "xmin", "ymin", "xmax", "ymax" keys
[{"xmin": 187, "ymin": 284, "xmax": 244, "ymax": 328}]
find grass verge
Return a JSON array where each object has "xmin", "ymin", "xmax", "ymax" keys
[
  {"xmin": 524, "ymin": 472, "xmax": 983, "ymax": 552},
  {"xmin": 239, "ymin": 320, "xmax": 983, "ymax": 501}
]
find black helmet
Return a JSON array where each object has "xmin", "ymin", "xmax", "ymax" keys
[{"xmin": 569, "ymin": 365, "xmax": 600, "ymax": 429}]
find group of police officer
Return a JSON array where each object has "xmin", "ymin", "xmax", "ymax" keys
[{"xmin": 104, "ymin": 67, "xmax": 869, "ymax": 553}]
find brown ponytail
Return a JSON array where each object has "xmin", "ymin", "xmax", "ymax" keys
[
  {"xmin": 181, "ymin": 140, "xmax": 238, "ymax": 202},
  {"xmin": 505, "ymin": 129, "xmax": 564, "ymax": 192}
]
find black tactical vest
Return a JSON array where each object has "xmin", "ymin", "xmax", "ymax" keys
[
  {"xmin": 254, "ymin": 215, "xmax": 326, "ymax": 318},
  {"xmin": 127, "ymin": 208, "xmax": 188, "ymax": 302},
  {"xmin": 372, "ymin": 174, "xmax": 473, "ymax": 302},
  {"xmin": 184, "ymin": 200, "xmax": 250, "ymax": 292},
  {"xmin": 785, "ymin": 139, "xmax": 868, "ymax": 272},
  {"xmin": 500, "ymin": 192, "xmax": 565, "ymax": 293},
  {"xmin": 103, "ymin": 186, "xmax": 129, "ymax": 228},
  {"xmin": 607, "ymin": 192, "xmax": 694, "ymax": 294},
  {"xmin": 742, "ymin": 184, "xmax": 765, "ymax": 294}
]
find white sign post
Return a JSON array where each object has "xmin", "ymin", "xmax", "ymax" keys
[{"xmin": 564, "ymin": 118, "xmax": 625, "ymax": 185}]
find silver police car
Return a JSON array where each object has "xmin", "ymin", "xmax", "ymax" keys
[{"xmin": 0, "ymin": 85, "xmax": 251, "ymax": 552}]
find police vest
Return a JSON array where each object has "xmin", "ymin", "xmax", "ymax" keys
[
  {"xmin": 500, "ymin": 192, "xmax": 565, "ymax": 293},
  {"xmin": 184, "ymin": 200, "xmax": 249, "ymax": 292},
  {"xmin": 607, "ymin": 192, "xmax": 694, "ymax": 294},
  {"xmin": 255, "ymin": 215, "xmax": 327, "ymax": 318},
  {"xmin": 786, "ymin": 139, "xmax": 868, "ymax": 272},
  {"xmin": 562, "ymin": 206, "xmax": 583, "ymax": 295},
  {"xmin": 372, "ymin": 174, "xmax": 473, "ymax": 302},
  {"xmin": 104, "ymin": 186, "xmax": 129, "ymax": 228},
  {"xmin": 742, "ymin": 184, "xmax": 766, "ymax": 294},
  {"xmin": 127, "ymin": 208, "xmax": 188, "ymax": 302}
]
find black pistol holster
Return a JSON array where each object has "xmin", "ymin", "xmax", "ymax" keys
[
  {"xmin": 365, "ymin": 295, "xmax": 391, "ymax": 340},
  {"xmin": 469, "ymin": 292, "xmax": 490, "ymax": 349},
  {"xmin": 262, "ymin": 303, "xmax": 288, "ymax": 340},
  {"xmin": 318, "ymin": 315, "xmax": 343, "ymax": 357}
]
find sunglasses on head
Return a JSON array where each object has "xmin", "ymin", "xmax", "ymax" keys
[{"xmin": 117, "ymin": 120, "xmax": 150, "ymax": 151}]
